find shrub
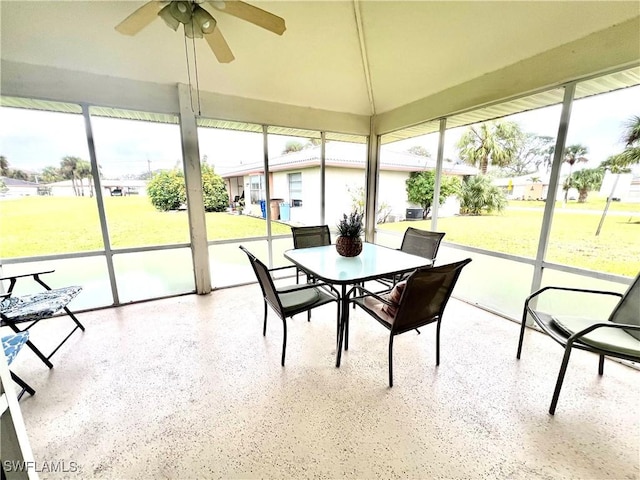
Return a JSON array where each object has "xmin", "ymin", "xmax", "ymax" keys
[
  {"xmin": 147, "ymin": 170, "xmax": 186, "ymax": 211},
  {"xmin": 147, "ymin": 165, "xmax": 229, "ymax": 212},
  {"xmin": 201, "ymin": 164, "xmax": 229, "ymax": 212},
  {"xmin": 460, "ymin": 175, "xmax": 507, "ymax": 215}
]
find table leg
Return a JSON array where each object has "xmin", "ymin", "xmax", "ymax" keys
[{"xmin": 336, "ymin": 284, "xmax": 349, "ymax": 368}]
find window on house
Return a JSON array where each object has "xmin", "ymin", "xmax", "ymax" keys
[
  {"xmin": 288, "ymin": 172, "xmax": 302, "ymax": 207},
  {"xmin": 250, "ymin": 174, "xmax": 264, "ymax": 204}
]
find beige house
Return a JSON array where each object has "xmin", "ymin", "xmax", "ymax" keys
[{"xmin": 221, "ymin": 143, "xmax": 477, "ymax": 225}]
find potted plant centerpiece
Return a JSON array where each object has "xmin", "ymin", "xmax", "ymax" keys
[{"xmin": 336, "ymin": 211, "xmax": 364, "ymax": 257}]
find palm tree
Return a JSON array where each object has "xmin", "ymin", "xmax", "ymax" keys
[
  {"xmin": 459, "ymin": 175, "xmax": 507, "ymax": 215},
  {"xmin": 561, "ymin": 144, "xmax": 589, "ymax": 205},
  {"xmin": 41, "ymin": 166, "xmax": 63, "ymax": 183},
  {"xmin": 60, "ymin": 156, "xmax": 81, "ymax": 196},
  {"xmin": 566, "ymin": 167, "xmax": 604, "ymax": 203},
  {"xmin": 75, "ymin": 159, "xmax": 92, "ymax": 197},
  {"xmin": 457, "ymin": 121, "xmax": 523, "ymax": 175},
  {"xmin": 596, "ymin": 116, "xmax": 640, "ymax": 235}
]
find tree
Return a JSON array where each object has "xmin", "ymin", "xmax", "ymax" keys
[
  {"xmin": 41, "ymin": 166, "xmax": 64, "ymax": 183},
  {"xmin": 407, "ymin": 146, "xmax": 431, "ymax": 157},
  {"xmin": 561, "ymin": 144, "xmax": 589, "ymax": 204},
  {"xmin": 60, "ymin": 156, "xmax": 81, "ymax": 196},
  {"xmin": 596, "ymin": 115, "xmax": 640, "ymax": 235},
  {"xmin": 75, "ymin": 159, "xmax": 92, "ymax": 197},
  {"xmin": 201, "ymin": 164, "xmax": 229, "ymax": 212},
  {"xmin": 406, "ymin": 171, "xmax": 462, "ymax": 219},
  {"xmin": 456, "ymin": 121, "xmax": 524, "ymax": 174},
  {"xmin": 566, "ymin": 167, "xmax": 604, "ymax": 203},
  {"xmin": 282, "ymin": 141, "xmax": 304, "ymax": 154},
  {"xmin": 147, "ymin": 164, "xmax": 228, "ymax": 212},
  {"xmin": 0, "ymin": 156, "xmax": 9, "ymax": 176},
  {"xmin": 459, "ymin": 175, "xmax": 507, "ymax": 215},
  {"xmin": 604, "ymin": 115, "xmax": 640, "ymax": 169},
  {"xmin": 500, "ymin": 134, "xmax": 555, "ymax": 176},
  {"xmin": 147, "ymin": 169, "xmax": 186, "ymax": 211}
]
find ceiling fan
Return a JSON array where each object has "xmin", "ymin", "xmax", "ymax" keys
[{"xmin": 115, "ymin": 1, "xmax": 286, "ymax": 63}]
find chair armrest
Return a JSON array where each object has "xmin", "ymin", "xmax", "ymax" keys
[
  {"xmin": 569, "ymin": 321, "xmax": 640, "ymax": 341},
  {"xmin": 0, "ymin": 270, "xmax": 55, "ymax": 282},
  {"xmin": 349, "ymin": 284, "xmax": 394, "ymax": 307},
  {"xmin": 269, "ymin": 265, "xmax": 296, "ymax": 273},
  {"xmin": 525, "ymin": 285, "xmax": 623, "ymax": 309},
  {"xmin": 278, "ymin": 281, "xmax": 339, "ymax": 299},
  {"xmin": 1, "ymin": 270, "xmax": 56, "ymax": 294}
]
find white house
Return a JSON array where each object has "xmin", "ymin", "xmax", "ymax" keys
[
  {"xmin": 0, "ymin": 177, "xmax": 39, "ymax": 197},
  {"xmin": 220, "ymin": 143, "xmax": 477, "ymax": 225}
]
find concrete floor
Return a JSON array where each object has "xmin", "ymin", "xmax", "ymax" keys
[{"xmin": 7, "ymin": 284, "xmax": 640, "ymax": 479}]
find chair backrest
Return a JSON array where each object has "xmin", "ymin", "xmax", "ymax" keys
[
  {"xmin": 400, "ymin": 227, "xmax": 446, "ymax": 261},
  {"xmin": 392, "ymin": 258, "xmax": 471, "ymax": 333},
  {"xmin": 609, "ymin": 271, "xmax": 640, "ymax": 340},
  {"xmin": 239, "ymin": 246, "xmax": 284, "ymax": 316},
  {"xmin": 291, "ymin": 225, "xmax": 331, "ymax": 249}
]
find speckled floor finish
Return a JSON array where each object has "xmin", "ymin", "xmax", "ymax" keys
[{"xmin": 8, "ymin": 285, "xmax": 639, "ymax": 479}]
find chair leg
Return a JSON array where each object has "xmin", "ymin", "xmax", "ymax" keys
[
  {"xmin": 516, "ymin": 307, "xmax": 528, "ymax": 359},
  {"xmin": 263, "ymin": 301, "xmax": 268, "ymax": 336},
  {"xmin": 550, "ymin": 344, "xmax": 573, "ymax": 415},
  {"xmin": 308, "ymin": 311, "xmax": 311, "ymax": 322},
  {"xmin": 63, "ymin": 307, "xmax": 86, "ymax": 332},
  {"xmin": 598, "ymin": 355, "xmax": 604, "ymax": 376},
  {"xmin": 10, "ymin": 371, "xmax": 35, "ymax": 400},
  {"xmin": 388, "ymin": 335, "xmax": 394, "ymax": 388},
  {"xmin": 415, "ymin": 328, "xmax": 421, "ymax": 335},
  {"xmin": 281, "ymin": 319, "xmax": 288, "ymax": 367},
  {"xmin": 435, "ymin": 320, "xmax": 441, "ymax": 366}
]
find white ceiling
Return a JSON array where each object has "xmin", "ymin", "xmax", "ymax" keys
[{"xmin": 1, "ymin": 1, "xmax": 639, "ymax": 116}]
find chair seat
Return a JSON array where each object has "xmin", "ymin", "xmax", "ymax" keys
[
  {"xmin": 278, "ymin": 286, "xmax": 320, "ymax": 312},
  {"xmin": 2, "ymin": 332, "xmax": 30, "ymax": 365},
  {"xmin": 551, "ymin": 315, "xmax": 640, "ymax": 357},
  {"xmin": 0, "ymin": 286, "xmax": 82, "ymax": 324}
]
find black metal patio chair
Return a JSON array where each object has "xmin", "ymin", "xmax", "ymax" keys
[
  {"xmin": 350, "ymin": 258, "xmax": 471, "ymax": 386},
  {"xmin": 240, "ymin": 246, "xmax": 340, "ymax": 366},
  {"xmin": 517, "ymin": 271, "xmax": 640, "ymax": 415},
  {"xmin": 377, "ymin": 227, "xmax": 445, "ymax": 288},
  {"xmin": 290, "ymin": 225, "xmax": 331, "ymax": 284}
]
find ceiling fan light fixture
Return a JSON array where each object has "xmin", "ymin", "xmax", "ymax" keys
[
  {"xmin": 158, "ymin": 4, "xmax": 180, "ymax": 31},
  {"xmin": 193, "ymin": 6, "xmax": 216, "ymax": 34},
  {"xmin": 169, "ymin": 1, "xmax": 193, "ymax": 25},
  {"xmin": 184, "ymin": 21, "xmax": 204, "ymax": 39}
]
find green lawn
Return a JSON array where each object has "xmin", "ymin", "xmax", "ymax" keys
[
  {"xmin": 2, "ymin": 196, "xmax": 638, "ymax": 277},
  {"xmin": 0, "ymin": 196, "xmax": 290, "ymax": 257}
]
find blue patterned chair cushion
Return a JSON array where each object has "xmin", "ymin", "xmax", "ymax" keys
[
  {"xmin": 2, "ymin": 331, "xmax": 30, "ymax": 365},
  {"xmin": 0, "ymin": 286, "xmax": 82, "ymax": 324}
]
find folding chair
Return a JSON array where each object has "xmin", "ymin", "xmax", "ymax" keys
[
  {"xmin": 1, "ymin": 270, "xmax": 84, "ymax": 369},
  {"xmin": 2, "ymin": 331, "xmax": 35, "ymax": 400}
]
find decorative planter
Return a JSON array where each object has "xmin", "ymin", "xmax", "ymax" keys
[{"xmin": 336, "ymin": 236, "xmax": 362, "ymax": 257}]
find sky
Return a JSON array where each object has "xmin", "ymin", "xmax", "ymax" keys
[{"xmin": 1, "ymin": 84, "xmax": 638, "ymax": 180}]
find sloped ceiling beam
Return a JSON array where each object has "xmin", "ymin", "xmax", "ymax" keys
[{"xmin": 353, "ymin": 0, "xmax": 376, "ymax": 115}]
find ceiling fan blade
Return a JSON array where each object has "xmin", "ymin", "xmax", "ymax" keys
[
  {"xmin": 205, "ymin": 27, "xmax": 235, "ymax": 63},
  {"xmin": 115, "ymin": 1, "xmax": 164, "ymax": 36},
  {"xmin": 208, "ymin": 1, "xmax": 286, "ymax": 35}
]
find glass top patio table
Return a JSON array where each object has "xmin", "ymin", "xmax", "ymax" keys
[
  {"xmin": 283, "ymin": 242, "xmax": 432, "ymax": 285},
  {"xmin": 284, "ymin": 242, "xmax": 432, "ymax": 367}
]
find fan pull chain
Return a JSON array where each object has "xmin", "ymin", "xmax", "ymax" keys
[
  {"xmin": 191, "ymin": 19, "xmax": 202, "ymax": 116},
  {"xmin": 183, "ymin": 32, "xmax": 195, "ymax": 113}
]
